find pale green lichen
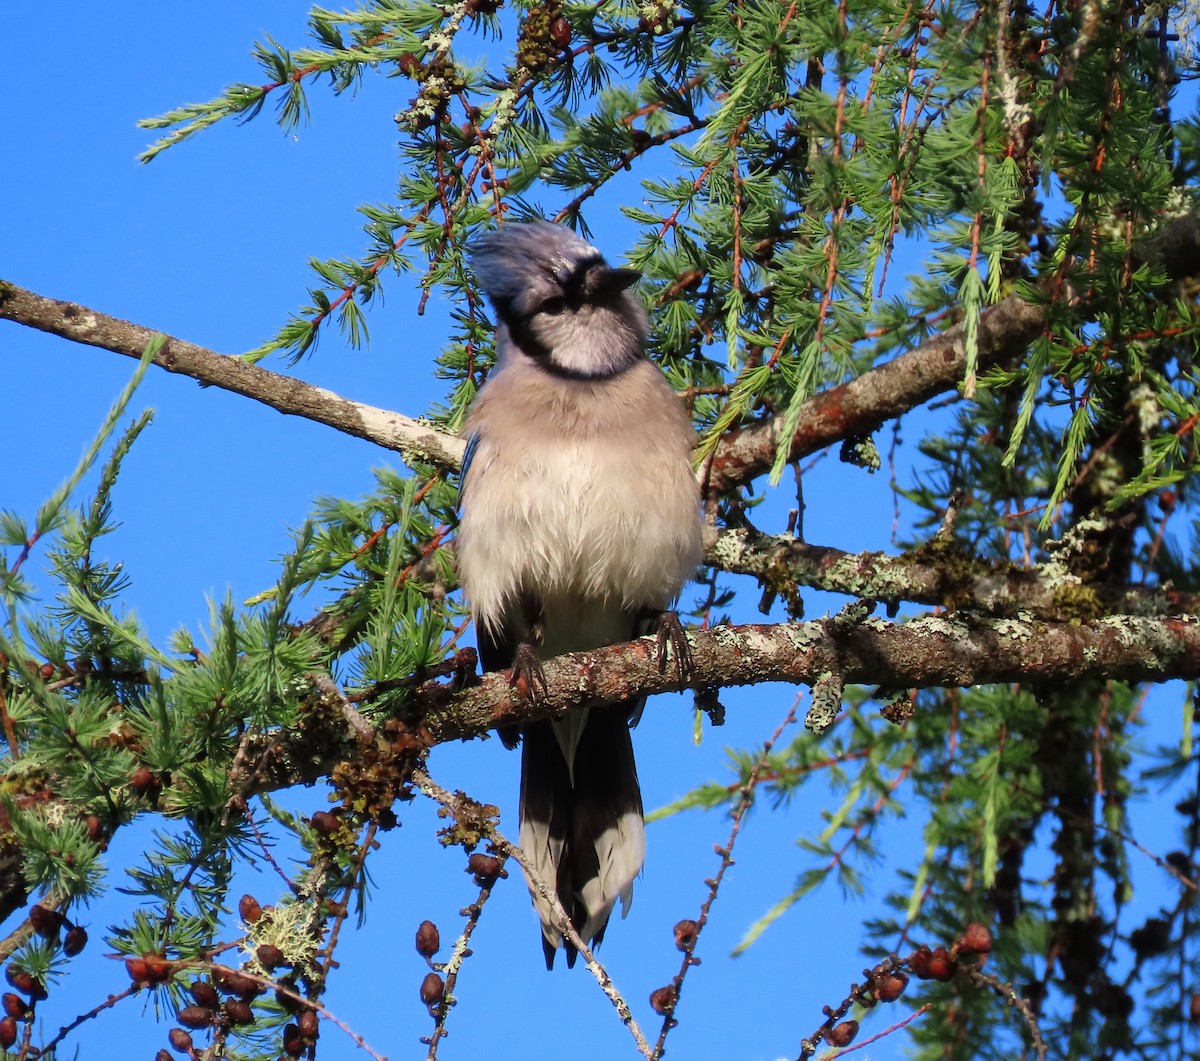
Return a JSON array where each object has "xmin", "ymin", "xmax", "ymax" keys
[
  {"xmin": 1124, "ymin": 588, "xmax": 1174, "ymax": 617},
  {"xmin": 706, "ymin": 528, "xmax": 752, "ymax": 569},
  {"xmin": 1045, "ymin": 517, "xmax": 1109, "ymax": 560},
  {"xmin": 990, "ymin": 618, "xmax": 1036, "ymax": 642},
  {"xmin": 829, "ymin": 597, "xmax": 878, "ymax": 627},
  {"xmin": 242, "ymin": 898, "xmax": 321, "ymax": 974},
  {"xmin": 915, "ymin": 615, "xmax": 973, "ymax": 642},
  {"xmin": 1098, "ymin": 615, "xmax": 1146, "ymax": 649},
  {"xmin": 805, "ymin": 670, "xmax": 842, "ymax": 732},
  {"xmin": 1096, "ymin": 614, "xmax": 1198, "ymax": 662},
  {"xmin": 788, "ymin": 623, "xmax": 826, "ymax": 648}
]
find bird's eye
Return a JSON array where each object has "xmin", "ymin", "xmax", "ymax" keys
[{"xmin": 541, "ymin": 296, "xmax": 566, "ymax": 316}]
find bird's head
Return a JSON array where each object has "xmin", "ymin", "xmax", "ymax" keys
[{"xmin": 470, "ymin": 220, "xmax": 650, "ymax": 379}]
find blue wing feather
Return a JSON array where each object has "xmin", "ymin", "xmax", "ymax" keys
[{"xmin": 459, "ymin": 431, "xmax": 482, "ymax": 505}]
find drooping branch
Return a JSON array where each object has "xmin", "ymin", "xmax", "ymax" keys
[{"xmin": 0, "ymin": 280, "xmax": 465, "ymax": 471}]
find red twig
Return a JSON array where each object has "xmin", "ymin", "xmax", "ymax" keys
[
  {"xmin": 817, "ymin": 1004, "xmax": 931, "ymax": 1058},
  {"xmin": 31, "ymin": 984, "xmax": 141, "ymax": 1057},
  {"xmin": 243, "ymin": 802, "xmax": 297, "ymax": 892},
  {"xmin": 309, "ymin": 205, "xmax": 434, "ymax": 330}
]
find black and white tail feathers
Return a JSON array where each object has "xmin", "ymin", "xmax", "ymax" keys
[{"xmin": 519, "ymin": 705, "xmax": 645, "ymax": 969}]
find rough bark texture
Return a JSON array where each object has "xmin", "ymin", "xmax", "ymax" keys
[
  {"xmin": 0, "ymin": 609, "xmax": 1194, "ymax": 925},
  {"xmin": 411, "ymin": 612, "xmax": 1200, "ymax": 742},
  {"xmin": 702, "ymin": 296, "xmax": 1047, "ymax": 494},
  {"xmin": 1132, "ymin": 208, "xmax": 1200, "ymax": 279},
  {"xmin": 709, "ymin": 527, "xmax": 1200, "ymax": 620}
]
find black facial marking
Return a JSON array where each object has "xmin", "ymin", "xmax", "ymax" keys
[
  {"xmin": 552, "ymin": 253, "xmax": 606, "ymax": 299},
  {"xmin": 486, "ymin": 249, "xmax": 641, "ymax": 381}
]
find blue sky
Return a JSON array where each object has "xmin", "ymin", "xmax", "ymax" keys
[{"xmin": 3, "ymin": 5, "xmax": 1194, "ymax": 1060}]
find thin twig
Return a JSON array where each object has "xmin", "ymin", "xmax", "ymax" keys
[
  {"xmin": 960, "ymin": 967, "xmax": 1047, "ymax": 1060},
  {"xmin": 411, "ymin": 767, "xmax": 654, "ymax": 1059},
  {"xmin": 312, "ymin": 673, "xmax": 375, "ymax": 740},
  {"xmin": 815, "ymin": 1004, "xmax": 931, "ymax": 1059},
  {"xmin": 651, "ymin": 693, "xmax": 803, "ymax": 1058},
  {"xmin": 30, "ymin": 984, "xmax": 141, "ymax": 1058},
  {"xmin": 1057, "ymin": 804, "xmax": 1200, "ymax": 893},
  {"xmin": 798, "ymin": 953, "xmax": 910, "ymax": 1059},
  {"xmin": 203, "ymin": 962, "xmax": 388, "ymax": 1061},
  {"xmin": 243, "ymin": 801, "xmax": 299, "ymax": 892},
  {"xmin": 423, "ymin": 866, "xmax": 507, "ymax": 1059}
]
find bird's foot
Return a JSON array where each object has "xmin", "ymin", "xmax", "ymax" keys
[
  {"xmin": 508, "ymin": 641, "xmax": 548, "ymax": 703},
  {"xmin": 654, "ymin": 611, "xmax": 693, "ymax": 683}
]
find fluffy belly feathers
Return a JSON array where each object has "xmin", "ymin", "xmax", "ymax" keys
[{"xmin": 457, "ymin": 437, "xmax": 699, "ymax": 640}]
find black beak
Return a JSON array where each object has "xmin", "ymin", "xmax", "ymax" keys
[
  {"xmin": 604, "ymin": 266, "xmax": 642, "ymax": 291},
  {"xmin": 584, "ymin": 264, "xmax": 641, "ymax": 299}
]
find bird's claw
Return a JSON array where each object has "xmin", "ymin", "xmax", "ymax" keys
[
  {"xmin": 508, "ymin": 642, "xmax": 548, "ymax": 703},
  {"xmin": 655, "ymin": 611, "xmax": 693, "ymax": 683}
]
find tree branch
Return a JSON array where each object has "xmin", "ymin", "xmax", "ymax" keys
[
  {"xmin": 1132, "ymin": 208, "xmax": 1200, "ymax": 279},
  {"xmin": 0, "ymin": 610, "xmax": 1195, "ymax": 929},
  {"xmin": 0, "ymin": 276, "xmax": 1039, "ymax": 497},
  {"xmin": 7, "ymin": 210, "xmax": 1200, "ymax": 501},
  {"xmin": 704, "ymin": 208, "xmax": 1200, "ymax": 494},
  {"xmin": 0, "ymin": 280, "xmax": 464, "ymax": 471},
  {"xmin": 264, "ymin": 612, "xmax": 1200, "ymax": 787},
  {"xmin": 414, "ymin": 611, "xmax": 1200, "ymax": 743},
  {"xmin": 709, "ymin": 526, "xmax": 1200, "ymax": 620},
  {"xmin": 702, "ymin": 296, "xmax": 1046, "ymax": 495}
]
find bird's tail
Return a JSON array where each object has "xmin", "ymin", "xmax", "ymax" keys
[{"xmin": 519, "ymin": 704, "xmax": 645, "ymax": 969}]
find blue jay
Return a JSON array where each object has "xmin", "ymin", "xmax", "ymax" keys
[{"xmin": 456, "ymin": 220, "xmax": 703, "ymax": 968}]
